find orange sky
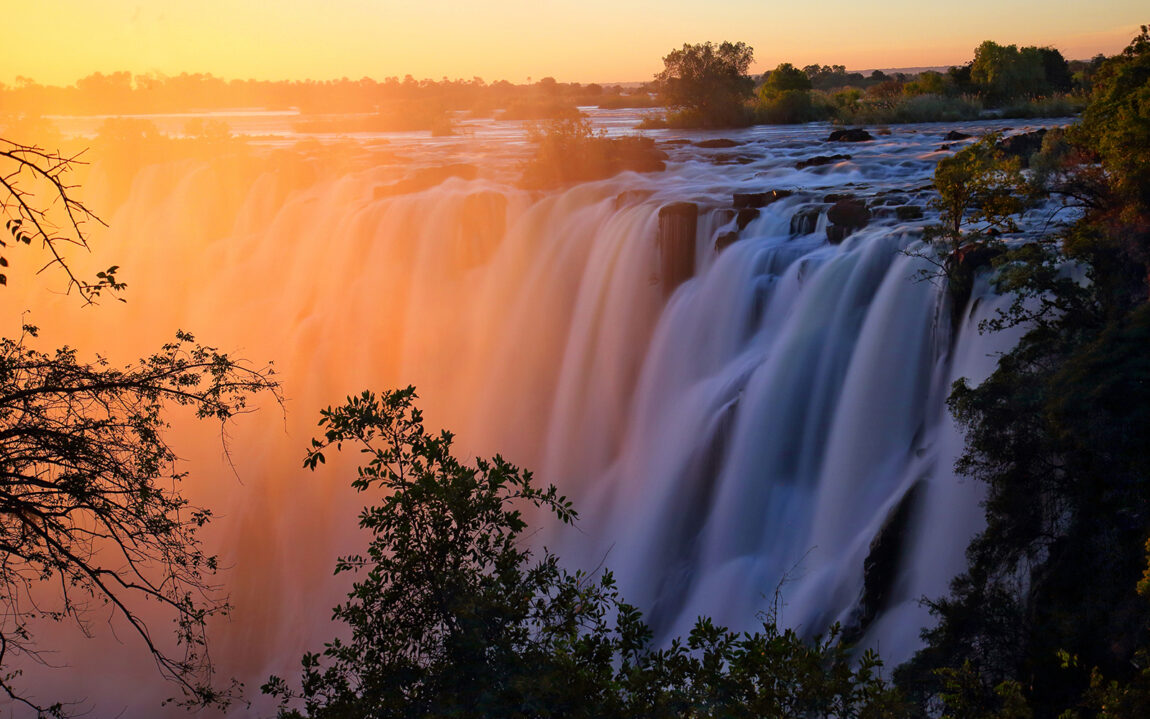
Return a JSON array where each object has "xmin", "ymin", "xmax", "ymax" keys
[{"xmin": 2, "ymin": 1, "xmax": 1144, "ymax": 85}]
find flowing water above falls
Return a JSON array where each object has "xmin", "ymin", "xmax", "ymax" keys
[{"xmin": 8, "ymin": 114, "xmax": 1060, "ymax": 715}]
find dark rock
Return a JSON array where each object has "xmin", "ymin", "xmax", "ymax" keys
[
  {"xmin": 713, "ymin": 154, "xmax": 757, "ymax": 166},
  {"xmin": 716, "ymin": 209, "xmax": 737, "ymax": 226},
  {"xmin": 795, "ymin": 154, "xmax": 852, "ymax": 170},
  {"xmin": 733, "ymin": 189, "xmax": 792, "ymax": 209},
  {"xmin": 895, "ymin": 205, "xmax": 924, "ymax": 220},
  {"xmin": 694, "ymin": 138, "xmax": 743, "ymax": 148},
  {"xmin": 944, "ymin": 130, "xmax": 972, "ymax": 141},
  {"xmin": 736, "ymin": 208, "xmax": 760, "ymax": 230},
  {"xmin": 873, "ymin": 192, "xmax": 908, "ymax": 206},
  {"xmin": 714, "ymin": 231, "xmax": 740, "ymax": 253},
  {"xmin": 826, "ymin": 198, "xmax": 870, "ymax": 243},
  {"xmin": 658, "ymin": 202, "xmax": 698, "ymax": 294},
  {"xmin": 823, "ymin": 192, "xmax": 856, "ymax": 203},
  {"xmin": 847, "ymin": 482, "xmax": 923, "ymax": 640},
  {"xmin": 827, "ymin": 128, "xmax": 874, "ymax": 142},
  {"xmin": 789, "ymin": 206, "xmax": 822, "ymax": 236},
  {"xmin": 826, "ymin": 225, "xmax": 851, "ymax": 244},
  {"xmin": 938, "ymin": 143, "xmax": 952, "ymax": 151},
  {"xmin": 946, "ymin": 241, "xmax": 1007, "ymax": 328},
  {"xmin": 997, "ymin": 129, "xmax": 1047, "ymax": 167},
  {"xmin": 827, "ymin": 198, "xmax": 871, "ymax": 227}
]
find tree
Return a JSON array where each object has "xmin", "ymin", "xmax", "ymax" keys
[
  {"xmin": 1, "ymin": 139, "xmax": 122, "ymax": 302},
  {"xmin": 0, "ymin": 327, "xmax": 280, "ymax": 715},
  {"xmin": 759, "ymin": 63, "xmax": 811, "ymax": 95},
  {"xmin": 1, "ymin": 140, "xmax": 281, "ymax": 715},
  {"xmin": 265, "ymin": 387, "xmax": 911, "ymax": 719},
  {"xmin": 930, "ymin": 133, "xmax": 1030, "ymax": 247},
  {"xmin": 654, "ymin": 41, "xmax": 755, "ymax": 128}
]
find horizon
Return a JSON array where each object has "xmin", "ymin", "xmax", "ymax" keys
[{"xmin": 1, "ymin": 2, "xmax": 1143, "ymax": 88}]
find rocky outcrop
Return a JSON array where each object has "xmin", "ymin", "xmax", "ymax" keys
[
  {"xmin": 997, "ymin": 129, "xmax": 1047, "ymax": 167},
  {"xmin": 895, "ymin": 205, "xmax": 924, "ymax": 220},
  {"xmin": 790, "ymin": 206, "xmax": 822, "ymax": 236},
  {"xmin": 843, "ymin": 481, "xmax": 923, "ymax": 642},
  {"xmin": 714, "ymin": 231, "xmax": 740, "ymax": 253},
  {"xmin": 732, "ymin": 189, "xmax": 792, "ymax": 209},
  {"xmin": 795, "ymin": 154, "xmax": 852, "ymax": 170},
  {"xmin": 826, "ymin": 198, "xmax": 871, "ymax": 243},
  {"xmin": 694, "ymin": 138, "xmax": 743, "ymax": 148},
  {"xmin": 658, "ymin": 202, "xmax": 698, "ymax": 293},
  {"xmin": 736, "ymin": 208, "xmax": 760, "ymax": 230},
  {"xmin": 944, "ymin": 130, "xmax": 972, "ymax": 141},
  {"xmin": 827, "ymin": 128, "xmax": 874, "ymax": 142}
]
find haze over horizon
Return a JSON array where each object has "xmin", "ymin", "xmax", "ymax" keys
[{"xmin": 2, "ymin": 1, "xmax": 1144, "ymax": 87}]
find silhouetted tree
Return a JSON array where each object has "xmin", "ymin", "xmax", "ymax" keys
[{"xmin": 1, "ymin": 138, "xmax": 280, "ymax": 716}]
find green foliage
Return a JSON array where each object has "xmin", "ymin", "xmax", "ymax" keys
[
  {"xmin": 970, "ymin": 41, "xmax": 1049, "ymax": 105},
  {"xmin": 267, "ymin": 388, "xmax": 911, "ymax": 719},
  {"xmin": 930, "ymin": 133, "xmax": 1030, "ymax": 247},
  {"xmin": 754, "ymin": 89, "xmax": 828, "ymax": 124},
  {"xmin": 654, "ymin": 41, "xmax": 755, "ymax": 128},
  {"xmin": 1074, "ymin": 25, "xmax": 1150, "ymax": 224},
  {"xmin": 759, "ymin": 63, "xmax": 812, "ymax": 95},
  {"xmin": 0, "ymin": 326, "xmax": 279, "ymax": 715}
]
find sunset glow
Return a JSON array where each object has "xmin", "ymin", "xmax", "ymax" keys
[{"xmin": 3, "ymin": 0, "xmax": 1144, "ymax": 85}]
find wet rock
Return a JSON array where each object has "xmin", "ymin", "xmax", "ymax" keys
[
  {"xmin": 947, "ymin": 241, "xmax": 1007, "ymax": 327},
  {"xmin": 712, "ymin": 154, "xmax": 757, "ymax": 166},
  {"xmin": 736, "ymin": 208, "xmax": 760, "ymax": 230},
  {"xmin": 847, "ymin": 482, "xmax": 924, "ymax": 640},
  {"xmin": 695, "ymin": 138, "xmax": 743, "ymax": 148},
  {"xmin": 944, "ymin": 130, "xmax": 972, "ymax": 141},
  {"xmin": 827, "ymin": 198, "xmax": 871, "ymax": 227},
  {"xmin": 873, "ymin": 192, "xmax": 908, "ymax": 206},
  {"xmin": 733, "ymin": 189, "xmax": 792, "ymax": 209},
  {"xmin": 658, "ymin": 202, "xmax": 698, "ymax": 293},
  {"xmin": 715, "ymin": 231, "xmax": 740, "ymax": 253},
  {"xmin": 826, "ymin": 198, "xmax": 871, "ymax": 243},
  {"xmin": 823, "ymin": 192, "xmax": 856, "ymax": 203},
  {"xmin": 826, "ymin": 225, "xmax": 851, "ymax": 244},
  {"xmin": 997, "ymin": 129, "xmax": 1047, "ymax": 167},
  {"xmin": 827, "ymin": 128, "xmax": 874, "ymax": 142},
  {"xmin": 789, "ymin": 206, "xmax": 822, "ymax": 236},
  {"xmin": 895, "ymin": 205, "xmax": 924, "ymax": 220},
  {"xmin": 795, "ymin": 154, "xmax": 852, "ymax": 170},
  {"xmin": 938, "ymin": 143, "xmax": 952, "ymax": 151}
]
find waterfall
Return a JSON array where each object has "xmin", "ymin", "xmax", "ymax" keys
[{"xmin": 5, "ymin": 118, "xmax": 1056, "ymax": 716}]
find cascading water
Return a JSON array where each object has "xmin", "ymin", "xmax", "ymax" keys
[{"xmin": 6, "ymin": 112, "xmax": 1062, "ymax": 716}]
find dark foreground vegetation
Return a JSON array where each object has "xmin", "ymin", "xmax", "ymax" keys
[{"xmin": 1, "ymin": 23, "xmax": 1148, "ymax": 719}]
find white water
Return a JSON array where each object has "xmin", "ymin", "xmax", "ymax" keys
[{"xmin": 5, "ymin": 113, "xmax": 1063, "ymax": 716}]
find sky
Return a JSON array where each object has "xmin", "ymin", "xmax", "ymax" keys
[{"xmin": 2, "ymin": 1, "xmax": 1145, "ymax": 86}]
